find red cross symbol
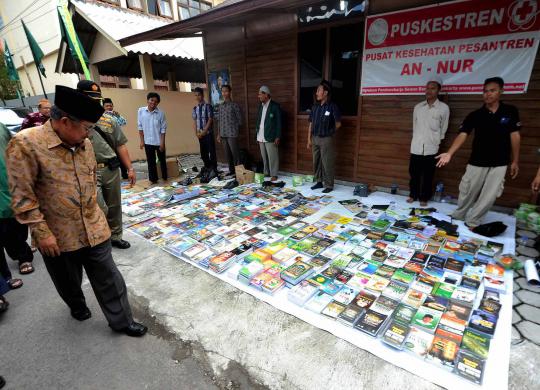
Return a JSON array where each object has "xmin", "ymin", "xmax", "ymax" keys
[{"xmin": 515, "ymin": 0, "xmax": 536, "ymax": 23}]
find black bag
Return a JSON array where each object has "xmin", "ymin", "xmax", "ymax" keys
[{"xmin": 471, "ymin": 221, "xmax": 507, "ymax": 237}]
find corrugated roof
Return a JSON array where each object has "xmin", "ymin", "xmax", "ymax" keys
[{"xmin": 71, "ymin": 0, "xmax": 204, "ymax": 60}]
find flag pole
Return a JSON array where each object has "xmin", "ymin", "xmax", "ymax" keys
[{"xmin": 36, "ymin": 65, "xmax": 48, "ymax": 99}]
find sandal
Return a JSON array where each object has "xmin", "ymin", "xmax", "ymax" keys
[
  {"xmin": 0, "ymin": 295, "xmax": 9, "ymax": 313},
  {"xmin": 19, "ymin": 262, "xmax": 34, "ymax": 275},
  {"xmin": 8, "ymin": 278, "xmax": 23, "ymax": 289}
]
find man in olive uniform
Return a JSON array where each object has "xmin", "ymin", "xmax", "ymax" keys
[{"xmin": 77, "ymin": 81, "xmax": 135, "ymax": 249}]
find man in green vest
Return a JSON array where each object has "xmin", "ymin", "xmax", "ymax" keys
[{"xmin": 255, "ymin": 86, "xmax": 282, "ymax": 181}]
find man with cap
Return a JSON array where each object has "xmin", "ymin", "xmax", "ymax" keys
[
  {"xmin": 408, "ymin": 79, "xmax": 449, "ymax": 206},
  {"xmin": 437, "ymin": 77, "xmax": 521, "ymax": 228},
  {"xmin": 307, "ymin": 80, "xmax": 341, "ymax": 193},
  {"xmin": 6, "ymin": 85, "xmax": 147, "ymax": 337},
  {"xmin": 77, "ymin": 80, "xmax": 135, "ymax": 250},
  {"xmin": 256, "ymin": 86, "xmax": 281, "ymax": 181},
  {"xmin": 21, "ymin": 98, "xmax": 51, "ymax": 130}
]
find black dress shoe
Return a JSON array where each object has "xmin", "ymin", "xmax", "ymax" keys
[
  {"xmin": 115, "ymin": 322, "xmax": 148, "ymax": 337},
  {"xmin": 311, "ymin": 182, "xmax": 323, "ymax": 190},
  {"xmin": 322, "ymin": 187, "xmax": 333, "ymax": 193},
  {"xmin": 71, "ymin": 307, "xmax": 92, "ymax": 321},
  {"xmin": 0, "ymin": 375, "xmax": 6, "ymax": 389},
  {"xmin": 111, "ymin": 239, "xmax": 131, "ymax": 249}
]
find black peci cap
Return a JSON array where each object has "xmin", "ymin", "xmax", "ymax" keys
[
  {"xmin": 76, "ymin": 80, "xmax": 102, "ymax": 99},
  {"xmin": 54, "ymin": 85, "xmax": 104, "ymax": 123}
]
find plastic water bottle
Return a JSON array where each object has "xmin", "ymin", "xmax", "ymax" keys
[{"xmin": 434, "ymin": 182, "xmax": 444, "ymax": 202}]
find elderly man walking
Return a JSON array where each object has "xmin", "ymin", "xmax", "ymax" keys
[{"xmin": 6, "ymin": 85, "xmax": 146, "ymax": 337}]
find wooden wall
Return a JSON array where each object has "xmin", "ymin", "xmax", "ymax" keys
[{"xmin": 205, "ymin": 26, "xmax": 540, "ymax": 208}]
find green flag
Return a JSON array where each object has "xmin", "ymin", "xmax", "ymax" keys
[
  {"xmin": 21, "ymin": 20, "xmax": 46, "ymax": 77},
  {"xmin": 3, "ymin": 40, "xmax": 19, "ymax": 81},
  {"xmin": 57, "ymin": 5, "xmax": 91, "ymax": 79}
]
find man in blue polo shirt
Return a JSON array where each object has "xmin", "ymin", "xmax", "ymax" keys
[
  {"xmin": 307, "ymin": 80, "xmax": 341, "ymax": 193},
  {"xmin": 436, "ymin": 77, "xmax": 521, "ymax": 228}
]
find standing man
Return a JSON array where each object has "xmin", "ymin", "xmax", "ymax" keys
[
  {"xmin": 77, "ymin": 81, "xmax": 135, "ymax": 250},
  {"xmin": 138, "ymin": 92, "xmax": 167, "ymax": 184},
  {"xmin": 256, "ymin": 86, "xmax": 281, "ymax": 181},
  {"xmin": 21, "ymin": 98, "xmax": 51, "ymax": 130},
  {"xmin": 6, "ymin": 85, "xmax": 146, "ymax": 336},
  {"xmin": 103, "ymin": 97, "xmax": 129, "ymax": 180},
  {"xmin": 408, "ymin": 80, "xmax": 450, "ymax": 206},
  {"xmin": 192, "ymin": 87, "xmax": 217, "ymax": 177},
  {"xmin": 216, "ymin": 85, "xmax": 242, "ymax": 176},
  {"xmin": 436, "ymin": 77, "xmax": 521, "ymax": 228},
  {"xmin": 307, "ymin": 80, "xmax": 341, "ymax": 193},
  {"xmin": 0, "ymin": 122, "xmax": 33, "ymax": 286}
]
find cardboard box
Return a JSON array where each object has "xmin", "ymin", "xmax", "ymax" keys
[
  {"xmin": 158, "ymin": 157, "xmax": 180, "ymax": 179},
  {"xmin": 235, "ymin": 165, "xmax": 255, "ymax": 185}
]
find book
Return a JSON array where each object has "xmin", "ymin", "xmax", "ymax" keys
[
  {"xmin": 304, "ymin": 291, "xmax": 334, "ymax": 313},
  {"xmin": 287, "ymin": 280, "xmax": 319, "ymax": 306},
  {"xmin": 333, "ymin": 287, "xmax": 359, "ymax": 305},
  {"xmin": 450, "ymin": 286, "xmax": 477, "ymax": 306},
  {"xmin": 280, "ymin": 261, "xmax": 314, "ymax": 286},
  {"xmin": 391, "ymin": 269, "xmax": 416, "ymax": 285},
  {"xmin": 479, "ymin": 297, "xmax": 502, "ymax": 317},
  {"xmin": 422, "ymin": 295, "xmax": 449, "ymax": 312},
  {"xmin": 402, "ymin": 289, "xmax": 426, "ymax": 308},
  {"xmin": 461, "ymin": 328, "xmax": 491, "ymax": 359},
  {"xmin": 346, "ymin": 272, "xmax": 372, "ymax": 290},
  {"xmin": 375, "ymin": 265, "xmax": 397, "ymax": 278},
  {"xmin": 351, "ymin": 290, "xmax": 378, "ymax": 310},
  {"xmin": 432, "ymin": 282, "xmax": 456, "ymax": 299},
  {"xmin": 354, "ymin": 309, "xmax": 388, "ymax": 336},
  {"xmin": 469, "ymin": 310, "xmax": 498, "ymax": 337},
  {"xmin": 440, "ymin": 302, "xmax": 471, "ymax": 332},
  {"xmin": 404, "ymin": 327, "xmax": 434, "ymax": 357},
  {"xmin": 382, "ymin": 319, "xmax": 410, "ymax": 349},
  {"xmin": 337, "ymin": 304, "xmax": 364, "ymax": 326},
  {"xmin": 370, "ymin": 295, "xmax": 399, "ymax": 316},
  {"xmin": 411, "ymin": 306, "xmax": 442, "ymax": 333},
  {"xmin": 455, "ymin": 350, "xmax": 485, "ymax": 385},
  {"xmin": 393, "ymin": 303, "xmax": 417, "ymax": 324},
  {"xmin": 382, "ymin": 280, "xmax": 409, "ymax": 301},
  {"xmin": 426, "ymin": 333, "xmax": 460, "ymax": 368},
  {"xmin": 322, "ymin": 301, "xmax": 347, "ymax": 319},
  {"xmin": 365, "ymin": 274, "xmax": 391, "ymax": 293}
]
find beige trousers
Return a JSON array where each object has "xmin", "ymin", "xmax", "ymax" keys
[{"xmin": 451, "ymin": 164, "xmax": 507, "ymax": 227}]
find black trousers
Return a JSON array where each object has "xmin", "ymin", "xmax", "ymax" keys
[
  {"xmin": 199, "ymin": 133, "xmax": 217, "ymax": 170},
  {"xmin": 409, "ymin": 154, "xmax": 436, "ymax": 202},
  {"xmin": 0, "ymin": 218, "xmax": 33, "ymax": 280},
  {"xmin": 144, "ymin": 144, "xmax": 167, "ymax": 183},
  {"xmin": 42, "ymin": 240, "xmax": 133, "ymax": 330}
]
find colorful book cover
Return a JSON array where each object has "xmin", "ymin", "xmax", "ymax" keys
[
  {"xmin": 411, "ymin": 306, "xmax": 442, "ymax": 333},
  {"xmin": 461, "ymin": 328, "xmax": 491, "ymax": 359},
  {"xmin": 404, "ymin": 327, "xmax": 434, "ymax": 357},
  {"xmin": 382, "ymin": 319, "xmax": 410, "ymax": 349},
  {"xmin": 354, "ymin": 309, "xmax": 388, "ymax": 336}
]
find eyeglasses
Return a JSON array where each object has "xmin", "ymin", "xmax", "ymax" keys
[{"xmin": 66, "ymin": 117, "xmax": 96, "ymax": 132}]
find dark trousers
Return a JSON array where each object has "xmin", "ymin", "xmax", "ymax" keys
[
  {"xmin": 409, "ymin": 154, "xmax": 436, "ymax": 202},
  {"xmin": 0, "ymin": 218, "xmax": 33, "ymax": 280},
  {"xmin": 144, "ymin": 144, "xmax": 167, "ymax": 183},
  {"xmin": 43, "ymin": 240, "xmax": 133, "ymax": 330},
  {"xmin": 199, "ymin": 133, "xmax": 217, "ymax": 170}
]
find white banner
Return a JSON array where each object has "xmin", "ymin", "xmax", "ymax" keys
[{"xmin": 361, "ymin": 0, "xmax": 540, "ymax": 95}]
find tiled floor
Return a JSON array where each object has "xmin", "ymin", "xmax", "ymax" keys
[{"xmin": 512, "ymin": 232, "xmax": 540, "ymax": 346}]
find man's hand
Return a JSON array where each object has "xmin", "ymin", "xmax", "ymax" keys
[
  {"xmin": 532, "ymin": 175, "xmax": 540, "ymax": 192},
  {"xmin": 510, "ymin": 161, "xmax": 519, "ymax": 179},
  {"xmin": 436, "ymin": 153, "xmax": 452, "ymax": 168},
  {"xmin": 39, "ymin": 235, "xmax": 61, "ymax": 258},
  {"xmin": 128, "ymin": 168, "xmax": 136, "ymax": 187},
  {"xmin": 216, "ymin": 135, "xmax": 222, "ymax": 144},
  {"xmin": 139, "ymin": 140, "xmax": 144, "ymax": 150},
  {"xmin": 274, "ymin": 138, "xmax": 280, "ymax": 146},
  {"xmin": 307, "ymin": 139, "xmax": 311, "ymax": 149},
  {"xmin": 159, "ymin": 143, "xmax": 165, "ymax": 153}
]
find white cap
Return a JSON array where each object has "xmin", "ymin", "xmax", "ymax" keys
[{"xmin": 259, "ymin": 85, "xmax": 271, "ymax": 95}]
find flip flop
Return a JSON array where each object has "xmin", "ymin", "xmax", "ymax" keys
[
  {"xmin": 8, "ymin": 278, "xmax": 23, "ymax": 289},
  {"xmin": 0, "ymin": 296, "xmax": 9, "ymax": 313},
  {"xmin": 19, "ymin": 262, "xmax": 34, "ymax": 275}
]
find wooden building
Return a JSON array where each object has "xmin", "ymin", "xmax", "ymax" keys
[{"xmin": 121, "ymin": 0, "xmax": 540, "ymax": 208}]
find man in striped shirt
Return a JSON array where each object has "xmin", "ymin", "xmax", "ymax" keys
[{"xmin": 192, "ymin": 87, "xmax": 217, "ymax": 173}]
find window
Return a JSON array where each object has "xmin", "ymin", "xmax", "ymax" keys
[
  {"xmin": 329, "ymin": 23, "xmax": 362, "ymax": 116},
  {"xmin": 98, "ymin": 0, "xmax": 120, "ymax": 5},
  {"xmin": 157, "ymin": 0, "xmax": 173, "ymax": 18},
  {"xmin": 127, "ymin": 0, "xmax": 143, "ymax": 11},
  {"xmin": 298, "ymin": 23, "xmax": 362, "ymax": 115},
  {"xmin": 178, "ymin": 0, "xmax": 211, "ymax": 20},
  {"xmin": 148, "ymin": 0, "xmax": 158, "ymax": 15},
  {"xmin": 298, "ymin": 29, "xmax": 326, "ymax": 113}
]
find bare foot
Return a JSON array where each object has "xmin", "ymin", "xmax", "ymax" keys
[
  {"xmin": 406, "ymin": 197, "xmax": 414, "ymax": 203},
  {"xmin": 270, "ymin": 176, "xmax": 278, "ymax": 182},
  {"xmin": 420, "ymin": 201, "xmax": 428, "ymax": 207}
]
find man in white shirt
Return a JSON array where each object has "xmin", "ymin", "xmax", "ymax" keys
[
  {"xmin": 408, "ymin": 79, "xmax": 449, "ymax": 206},
  {"xmin": 255, "ymin": 86, "xmax": 281, "ymax": 181}
]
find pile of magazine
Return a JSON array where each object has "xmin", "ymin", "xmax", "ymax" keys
[{"xmin": 125, "ymin": 185, "xmax": 508, "ymax": 385}]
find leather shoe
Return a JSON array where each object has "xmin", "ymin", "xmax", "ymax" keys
[
  {"xmin": 322, "ymin": 187, "xmax": 333, "ymax": 193},
  {"xmin": 115, "ymin": 322, "xmax": 148, "ymax": 337},
  {"xmin": 112, "ymin": 239, "xmax": 131, "ymax": 249},
  {"xmin": 311, "ymin": 182, "xmax": 323, "ymax": 190},
  {"xmin": 71, "ymin": 307, "xmax": 92, "ymax": 321}
]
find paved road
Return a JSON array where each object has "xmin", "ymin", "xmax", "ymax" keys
[{"xmin": 0, "ymin": 252, "xmax": 217, "ymax": 390}]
